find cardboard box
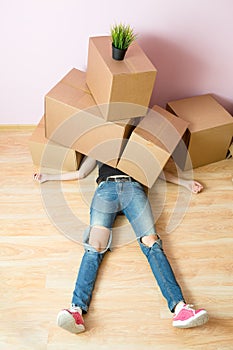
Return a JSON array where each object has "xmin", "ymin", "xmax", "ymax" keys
[
  {"xmin": 45, "ymin": 68, "xmax": 136, "ymax": 167},
  {"xmin": 29, "ymin": 117, "xmax": 83, "ymax": 171},
  {"xmin": 75, "ymin": 118, "xmax": 137, "ymax": 167},
  {"xmin": 86, "ymin": 36, "xmax": 157, "ymax": 121},
  {"xmin": 167, "ymin": 94, "xmax": 233, "ymax": 170},
  {"xmin": 45, "ymin": 68, "xmax": 99, "ymax": 140},
  {"xmin": 117, "ymin": 105, "xmax": 189, "ymax": 188},
  {"xmin": 48, "ymin": 110, "xmax": 137, "ymax": 168}
]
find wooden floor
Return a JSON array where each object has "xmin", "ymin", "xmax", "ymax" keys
[{"xmin": 1, "ymin": 128, "xmax": 233, "ymax": 350}]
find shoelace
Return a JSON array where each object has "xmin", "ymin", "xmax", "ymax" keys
[
  {"xmin": 184, "ymin": 304, "xmax": 194, "ymax": 310},
  {"xmin": 70, "ymin": 307, "xmax": 81, "ymax": 313},
  {"xmin": 174, "ymin": 304, "xmax": 195, "ymax": 317}
]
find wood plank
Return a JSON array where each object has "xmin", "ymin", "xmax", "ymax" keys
[{"xmin": 0, "ymin": 129, "xmax": 233, "ymax": 349}]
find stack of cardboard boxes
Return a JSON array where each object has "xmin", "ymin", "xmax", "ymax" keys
[{"xmin": 29, "ymin": 36, "xmax": 233, "ymax": 187}]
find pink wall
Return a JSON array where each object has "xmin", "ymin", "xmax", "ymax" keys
[{"xmin": 1, "ymin": 0, "xmax": 233, "ymax": 124}]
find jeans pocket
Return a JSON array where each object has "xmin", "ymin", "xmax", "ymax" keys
[{"xmin": 98, "ymin": 181, "xmax": 105, "ymax": 189}]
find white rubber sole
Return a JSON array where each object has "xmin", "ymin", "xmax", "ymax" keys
[
  {"xmin": 173, "ymin": 310, "xmax": 209, "ymax": 329},
  {"xmin": 57, "ymin": 310, "xmax": 85, "ymax": 334}
]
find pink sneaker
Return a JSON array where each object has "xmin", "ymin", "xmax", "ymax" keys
[
  {"xmin": 57, "ymin": 306, "xmax": 85, "ymax": 334},
  {"xmin": 173, "ymin": 304, "xmax": 209, "ymax": 328}
]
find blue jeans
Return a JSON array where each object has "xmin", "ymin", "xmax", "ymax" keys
[{"xmin": 72, "ymin": 180, "xmax": 185, "ymax": 313}]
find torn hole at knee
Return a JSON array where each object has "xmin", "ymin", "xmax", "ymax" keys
[
  {"xmin": 89, "ymin": 226, "xmax": 111, "ymax": 252},
  {"xmin": 141, "ymin": 234, "xmax": 160, "ymax": 248}
]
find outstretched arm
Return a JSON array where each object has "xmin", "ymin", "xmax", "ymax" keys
[
  {"xmin": 159, "ymin": 170, "xmax": 203, "ymax": 194},
  {"xmin": 33, "ymin": 156, "xmax": 97, "ymax": 184}
]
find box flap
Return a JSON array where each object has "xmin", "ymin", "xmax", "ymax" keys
[
  {"xmin": 46, "ymin": 82, "xmax": 96, "ymax": 110},
  {"xmin": 61, "ymin": 68, "xmax": 90, "ymax": 92},
  {"xmin": 89, "ymin": 36, "xmax": 157, "ymax": 75},
  {"xmin": 167, "ymin": 94, "xmax": 233, "ymax": 132},
  {"xmin": 134, "ymin": 105, "xmax": 189, "ymax": 154}
]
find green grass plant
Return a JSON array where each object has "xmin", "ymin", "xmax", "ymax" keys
[{"xmin": 111, "ymin": 23, "xmax": 137, "ymax": 50}]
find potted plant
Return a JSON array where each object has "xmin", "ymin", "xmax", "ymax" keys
[{"xmin": 111, "ymin": 23, "xmax": 137, "ymax": 61}]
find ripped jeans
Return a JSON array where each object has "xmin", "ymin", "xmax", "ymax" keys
[{"xmin": 72, "ymin": 180, "xmax": 185, "ymax": 313}]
